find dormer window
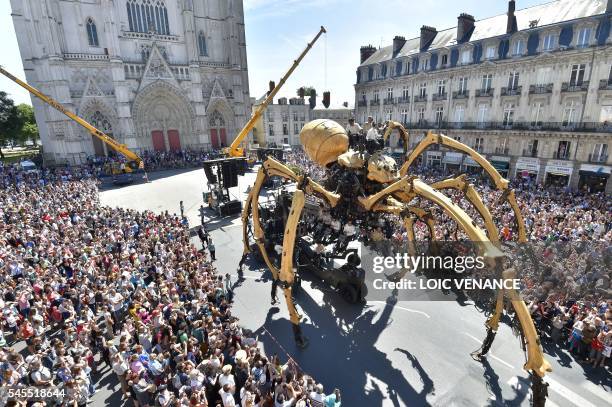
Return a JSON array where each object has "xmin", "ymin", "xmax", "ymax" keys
[
  {"xmin": 460, "ymin": 49, "xmax": 471, "ymax": 65},
  {"xmin": 440, "ymin": 53, "xmax": 449, "ymax": 68},
  {"xmin": 483, "ymin": 41, "xmax": 498, "ymax": 60},
  {"xmin": 542, "ymin": 33, "xmax": 557, "ymax": 51},
  {"xmin": 577, "ymin": 26, "xmax": 593, "ymax": 48},
  {"xmin": 420, "ymin": 57, "xmax": 430, "ymax": 72},
  {"xmin": 512, "ymin": 37, "xmax": 526, "ymax": 56}
]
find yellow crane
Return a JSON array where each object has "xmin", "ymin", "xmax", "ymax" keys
[
  {"xmin": 0, "ymin": 66, "xmax": 144, "ymax": 176},
  {"xmin": 225, "ymin": 26, "xmax": 327, "ymax": 158}
]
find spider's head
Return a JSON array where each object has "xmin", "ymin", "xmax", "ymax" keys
[{"xmin": 300, "ymin": 119, "xmax": 349, "ymax": 167}]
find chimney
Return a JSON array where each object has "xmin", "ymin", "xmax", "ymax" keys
[
  {"xmin": 393, "ymin": 36, "xmax": 406, "ymax": 57},
  {"xmin": 420, "ymin": 26, "xmax": 437, "ymax": 51},
  {"xmin": 506, "ymin": 0, "xmax": 517, "ymax": 34},
  {"xmin": 457, "ymin": 13, "xmax": 475, "ymax": 43},
  {"xmin": 360, "ymin": 45, "xmax": 376, "ymax": 63}
]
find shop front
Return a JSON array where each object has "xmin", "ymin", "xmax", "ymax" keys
[
  {"xmin": 462, "ymin": 156, "xmax": 483, "ymax": 174},
  {"xmin": 443, "ymin": 152, "xmax": 463, "ymax": 173},
  {"xmin": 489, "ymin": 155, "xmax": 511, "ymax": 178},
  {"xmin": 544, "ymin": 160, "xmax": 573, "ymax": 187},
  {"xmin": 515, "ymin": 157, "xmax": 540, "ymax": 183},
  {"xmin": 578, "ymin": 164, "xmax": 610, "ymax": 193},
  {"xmin": 425, "ymin": 151, "xmax": 442, "ymax": 168}
]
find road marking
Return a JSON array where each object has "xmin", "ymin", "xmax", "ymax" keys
[
  {"xmin": 579, "ymin": 381, "xmax": 612, "ymax": 405},
  {"xmin": 507, "ymin": 377, "xmax": 562, "ymax": 407},
  {"xmin": 462, "ymin": 332, "xmax": 516, "ymax": 370},
  {"xmin": 367, "ymin": 301, "xmax": 431, "ymax": 318},
  {"xmin": 530, "ymin": 376, "xmax": 598, "ymax": 407}
]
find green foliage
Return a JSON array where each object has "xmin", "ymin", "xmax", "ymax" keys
[
  {"xmin": 297, "ymin": 86, "xmax": 317, "ymax": 97},
  {"xmin": 0, "ymin": 95, "xmax": 39, "ymax": 147}
]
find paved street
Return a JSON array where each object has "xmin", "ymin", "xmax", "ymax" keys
[{"xmin": 99, "ymin": 167, "xmax": 612, "ymax": 407}]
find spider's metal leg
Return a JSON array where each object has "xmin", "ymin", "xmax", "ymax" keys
[
  {"xmin": 279, "ymin": 189, "xmax": 308, "ymax": 348},
  {"xmin": 471, "ymin": 288, "xmax": 504, "ymax": 361},
  {"xmin": 401, "ymin": 132, "xmax": 526, "ymax": 242},
  {"xmin": 431, "ymin": 174, "xmax": 500, "ymax": 243}
]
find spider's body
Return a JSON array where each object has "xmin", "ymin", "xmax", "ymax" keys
[{"xmin": 241, "ymin": 119, "xmax": 552, "ymax": 406}]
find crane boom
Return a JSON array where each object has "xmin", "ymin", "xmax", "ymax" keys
[
  {"xmin": 227, "ymin": 26, "xmax": 327, "ymax": 157},
  {"xmin": 0, "ymin": 66, "xmax": 143, "ymax": 168}
]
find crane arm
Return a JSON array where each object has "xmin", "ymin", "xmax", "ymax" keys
[
  {"xmin": 0, "ymin": 66, "xmax": 143, "ymax": 167},
  {"xmin": 228, "ymin": 26, "xmax": 327, "ymax": 157}
]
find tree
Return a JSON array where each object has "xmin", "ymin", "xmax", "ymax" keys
[
  {"xmin": 16, "ymin": 104, "xmax": 39, "ymax": 145},
  {"xmin": 0, "ymin": 91, "xmax": 21, "ymax": 156},
  {"xmin": 296, "ymin": 86, "xmax": 317, "ymax": 98}
]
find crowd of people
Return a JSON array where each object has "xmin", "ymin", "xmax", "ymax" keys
[{"xmin": 0, "ymin": 164, "xmax": 342, "ymax": 406}]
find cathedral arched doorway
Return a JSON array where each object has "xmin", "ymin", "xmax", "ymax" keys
[
  {"xmin": 89, "ymin": 110, "xmax": 113, "ymax": 156},
  {"xmin": 209, "ymin": 110, "xmax": 227, "ymax": 149}
]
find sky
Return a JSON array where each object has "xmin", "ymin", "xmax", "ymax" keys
[{"xmin": 1, "ymin": 0, "xmax": 548, "ymax": 108}]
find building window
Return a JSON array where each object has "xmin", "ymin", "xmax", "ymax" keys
[
  {"xmin": 508, "ymin": 71, "xmax": 520, "ymax": 90},
  {"xmin": 417, "ymin": 107, "xmax": 426, "ymax": 123},
  {"xmin": 400, "ymin": 108, "xmax": 409, "ymax": 124},
  {"xmin": 536, "ymin": 67, "xmax": 552, "ymax": 86},
  {"xmin": 458, "ymin": 77, "xmax": 468, "ymax": 94},
  {"xmin": 198, "ymin": 31, "xmax": 208, "ymax": 56},
  {"xmin": 385, "ymin": 109, "xmax": 392, "ymax": 121},
  {"xmin": 419, "ymin": 83, "xmax": 427, "ymax": 98},
  {"xmin": 441, "ymin": 54, "xmax": 448, "ymax": 67},
  {"xmin": 503, "ymin": 103, "xmax": 515, "ymax": 126},
  {"xmin": 531, "ymin": 102, "xmax": 544, "ymax": 126},
  {"xmin": 485, "ymin": 45, "xmax": 496, "ymax": 60},
  {"xmin": 512, "ymin": 38, "xmax": 525, "ymax": 56},
  {"xmin": 460, "ymin": 49, "xmax": 471, "ymax": 64},
  {"xmin": 556, "ymin": 141, "xmax": 572, "ymax": 159},
  {"xmin": 294, "ymin": 123, "xmax": 299, "ymax": 134},
  {"xmin": 282, "ymin": 113, "xmax": 288, "ymax": 122},
  {"xmin": 473, "ymin": 137, "xmax": 484, "ymax": 152},
  {"xmin": 570, "ymin": 64, "xmax": 586, "ymax": 86},
  {"xmin": 453, "ymin": 136, "xmax": 461, "ymax": 142},
  {"xmin": 481, "ymin": 74, "xmax": 493, "ymax": 91},
  {"xmin": 542, "ymin": 33, "xmax": 556, "ymax": 51},
  {"xmin": 127, "ymin": 0, "xmax": 170, "ymax": 35},
  {"xmin": 387, "ymin": 87, "xmax": 393, "ymax": 100},
  {"xmin": 421, "ymin": 58, "xmax": 429, "ymax": 71},
  {"xmin": 435, "ymin": 106, "xmax": 444, "ymax": 125},
  {"xmin": 577, "ymin": 27, "xmax": 592, "ymax": 48},
  {"xmin": 477, "ymin": 104, "xmax": 488, "ymax": 124},
  {"xmin": 527, "ymin": 140, "xmax": 539, "ymax": 156},
  {"xmin": 454, "ymin": 105, "xmax": 465, "ymax": 124},
  {"xmin": 402, "ymin": 85, "xmax": 409, "ymax": 100},
  {"xmin": 437, "ymin": 79, "xmax": 446, "ymax": 95},
  {"xmin": 282, "ymin": 123, "xmax": 288, "ymax": 135},
  {"xmin": 268, "ymin": 125, "xmax": 273, "ymax": 136},
  {"xmin": 562, "ymin": 101, "xmax": 578, "ymax": 126},
  {"xmin": 361, "ymin": 90, "xmax": 366, "ymax": 102},
  {"xmin": 86, "ymin": 18, "xmax": 99, "ymax": 47},
  {"xmin": 373, "ymin": 90, "xmax": 379, "ymax": 101},
  {"xmin": 591, "ymin": 143, "xmax": 608, "ymax": 162}
]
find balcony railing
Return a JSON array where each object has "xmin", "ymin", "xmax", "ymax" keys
[
  {"xmin": 452, "ymin": 90, "xmax": 469, "ymax": 99},
  {"xmin": 432, "ymin": 92, "xmax": 448, "ymax": 101},
  {"xmin": 413, "ymin": 94, "xmax": 428, "ymax": 103},
  {"xmin": 475, "ymin": 88, "xmax": 494, "ymax": 97},
  {"xmin": 599, "ymin": 79, "xmax": 612, "ymax": 91},
  {"xmin": 390, "ymin": 121, "xmax": 612, "ymax": 133},
  {"xmin": 494, "ymin": 147, "xmax": 510, "ymax": 155},
  {"xmin": 370, "ymin": 99, "xmax": 380, "ymax": 106},
  {"xmin": 396, "ymin": 97, "xmax": 410, "ymax": 104},
  {"xmin": 561, "ymin": 81, "xmax": 589, "ymax": 92},
  {"xmin": 522, "ymin": 149, "xmax": 539, "ymax": 158},
  {"xmin": 530, "ymin": 83, "xmax": 554, "ymax": 94},
  {"xmin": 588, "ymin": 153, "xmax": 608, "ymax": 163},
  {"xmin": 357, "ymin": 100, "xmax": 367, "ymax": 107},
  {"xmin": 553, "ymin": 151, "xmax": 571, "ymax": 160},
  {"xmin": 501, "ymin": 86, "xmax": 522, "ymax": 96},
  {"xmin": 383, "ymin": 97, "xmax": 395, "ymax": 105}
]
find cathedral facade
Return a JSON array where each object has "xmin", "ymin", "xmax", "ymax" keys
[{"xmin": 10, "ymin": 0, "xmax": 250, "ymax": 164}]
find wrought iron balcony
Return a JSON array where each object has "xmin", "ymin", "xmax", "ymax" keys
[
  {"xmin": 522, "ymin": 149, "xmax": 538, "ymax": 158},
  {"xmin": 370, "ymin": 99, "xmax": 380, "ymax": 106},
  {"xmin": 413, "ymin": 94, "xmax": 428, "ymax": 103},
  {"xmin": 553, "ymin": 151, "xmax": 571, "ymax": 160},
  {"xmin": 561, "ymin": 81, "xmax": 589, "ymax": 92},
  {"xmin": 529, "ymin": 84, "xmax": 553, "ymax": 94},
  {"xmin": 500, "ymin": 86, "xmax": 522, "ymax": 96},
  {"xmin": 588, "ymin": 153, "xmax": 608, "ymax": 163},
  {"xmin": 357, "ymin": 100, "xmax": 367, "ymax": 107},
  {"xmin": 452, "ymin": 90, "xmax": 469, "ymax": 99},
  {"xmin": 494, "ymin": 147, "xmax": 510, "ymax": 155},
  {"xmin": 432, "ymin": 92, "xmax": 448, "ymax": 101},
  {"xmin": 475, "ymin": 88, "xmax": 494, "ymax": 97},
  {"xmin": 599, "ymin": 79, "xmax": 612, "ymax": 91},
  {"xmin": 383, "ymin": 97, "xmax": 395, "ymax": 105},
  {"xmin": 396, "ymin": 97, "xmax": 410, "ymax": 104}
]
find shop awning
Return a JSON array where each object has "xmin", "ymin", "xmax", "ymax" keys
[
  {"xmin": 491, "ymin": 161, "xmax": 510, "ymax": 171},
  {"xmin": 547, "ymin": 172, "xmax": 570, "ymax": 177}
]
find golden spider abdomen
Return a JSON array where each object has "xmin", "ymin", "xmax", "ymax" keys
[{"xmin": 300, "ymin": 119, "xmax": 349, "ymax": 167}]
